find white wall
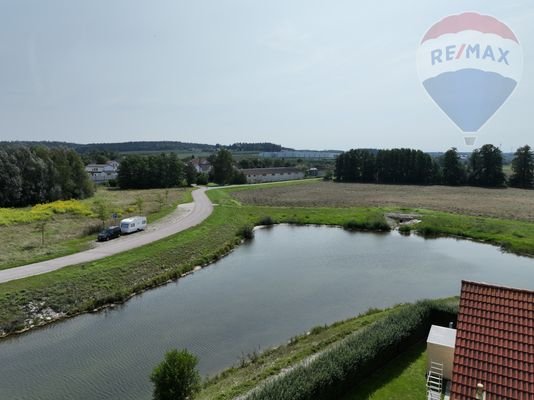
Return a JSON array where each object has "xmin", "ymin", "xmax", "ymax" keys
[
  {"xmin": 427, "ymin": 342, "xmax": 455, "ymax": 380},
  {"xmin": 245, "ymin": 172, "xmax": 304, "ymax": 183}
]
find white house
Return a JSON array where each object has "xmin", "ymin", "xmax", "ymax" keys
[
  {"xmin": 240, "ymin": 167, "xmax": 305, "ymax": 183},
  {"xmin": 190, "ymin": 159, "xmax": 212, "ymax": 174},
  {"xmin": 85, "ymin": 161, "xmax": 120, "ymax": 183}
]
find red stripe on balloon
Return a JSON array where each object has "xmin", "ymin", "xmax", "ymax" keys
[
  {"xmin": 456, "ymin": 44, "xmax": 466, "ymax": 59},
  {"xmin": 421, "ymin": 12, "xmax": 519, "ymax": 44}
]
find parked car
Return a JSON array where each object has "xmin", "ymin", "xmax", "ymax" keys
[
  {"xmin": 120, "ymin": 216, "xmax": 147, "ymax": 234},
  {"xmin": 97, "ymin": 226, "xmax": 121, "ymax": 241}
]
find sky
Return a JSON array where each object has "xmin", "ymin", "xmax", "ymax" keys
[{"xmin": 0, "ymin": 1, "xmax": 532, "ymax": 151}]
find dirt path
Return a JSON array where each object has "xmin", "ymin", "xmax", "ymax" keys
[{"xmin": 0, "ymin": 188, "xmax": 213, "ymax": 284}]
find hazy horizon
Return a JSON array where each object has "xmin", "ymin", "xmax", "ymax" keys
[{"xmin": 1, "ymin": 1, "xmax": 532, "ymax": 152}]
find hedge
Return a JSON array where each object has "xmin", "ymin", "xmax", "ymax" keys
[{"xmin": 247, "ymin": 300, "xmax": 458, "ymax": 400}]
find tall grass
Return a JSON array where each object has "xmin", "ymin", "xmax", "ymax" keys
[{"xmin": 246, "ymin": 300, "xmax": 457, "ymax": 400}]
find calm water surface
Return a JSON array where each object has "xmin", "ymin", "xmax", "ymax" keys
[{"xmin": 1, "ymin": 225, "xmax": 534, "ymax": 400}]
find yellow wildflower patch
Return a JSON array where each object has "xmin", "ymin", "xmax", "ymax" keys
[{"xmin": 0, "ymin": 200, "xmax": 93, "ymax": 226}]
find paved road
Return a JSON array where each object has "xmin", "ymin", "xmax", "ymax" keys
[{"xmin": 0, "ymin": 187, "xmax": 213, "ymax": 284}]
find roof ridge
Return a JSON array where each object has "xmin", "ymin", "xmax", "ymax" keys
[{"xmin": 461, "ymin": 280, "xmax": 534, "ymax": 296}]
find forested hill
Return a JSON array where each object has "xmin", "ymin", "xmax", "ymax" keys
[{"xmin": 0, "ymin": 141, "xmax": 289, "ymax": 154}]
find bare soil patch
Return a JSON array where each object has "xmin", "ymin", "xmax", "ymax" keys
[{"xmin": 233, "ymin": 182, "xmax": 534, "ymax": 222}]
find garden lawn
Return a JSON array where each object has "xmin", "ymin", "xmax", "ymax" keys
[{"xmin": 340, "ymin": 343, "xmax": 428, "ymax": 400}]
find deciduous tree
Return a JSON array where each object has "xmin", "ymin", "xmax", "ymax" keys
[
  {"xmin": 442, "ymin": 148, "xmax": 466, "ymax": 185},
  {"xmin": 468, "ymin": 144, "xmax": 505, "ymax": 187},
  {"xmin": 211, "ymin": 149, "xmax": 235, "ymax": 185},
  {"xmin": 509, "ymin": 145, "xmax": 534, "ymax": 189}
]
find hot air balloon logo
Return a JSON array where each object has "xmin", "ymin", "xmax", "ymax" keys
[{"xmin": 417, "ymin": 12, "xmax": 523, "ymax": 145}]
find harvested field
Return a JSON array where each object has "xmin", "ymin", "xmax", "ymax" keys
[{"xmin": 232, "ymin": 181, "xmax": 534, "ymax": 222}]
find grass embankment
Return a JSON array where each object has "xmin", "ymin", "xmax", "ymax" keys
[
  {"xmin": 0, "ymin": 187, "xmax": 193, "ymax": 270},
  {"xmin": 199, "ymin": 299, "xmax": 452, "ymax": 400},
  {"xmin": 413, "ymin": 210, "xmax": 534, "ymax": 256},
  {"xmin": 199, "ymin": 299, "xmax": 454, "ymax": 400},
  {"xmin": 229, "ymin": 182, "xmax": 534, "ymax": 256},
  {"xmin": 239, "ymin": 299, "xmax": 457, "ymax": 400},
  {"xmin": 198, "ymin": 306, "xmax": 406, "ymax": 400}
]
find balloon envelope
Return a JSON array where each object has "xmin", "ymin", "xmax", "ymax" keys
[{"xmin": 417, "ymin": 12, "xmax": 522, "ymax": 133}]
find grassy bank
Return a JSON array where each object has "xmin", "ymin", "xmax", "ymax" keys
[
  {"xmin": 413, "ymin": 210, "xmax": 534, "ymax": 256},
  {"xmin": 0, "ymin": 187, "xmax": 193, "ymax": 270},
  {"xmin": 233, "ymin": 299, "xmax": 457, "ymax": 400},
  {"xmin": 198, "ymin": 306, "xmax": 407, "ymax": 400},
  {"xmin": 216, "ymin": 182, "xmax": 534, "ymax": 256},
  {"xmin": 198, "ymin": 300, "xmax": 451, "ymax": 400}
]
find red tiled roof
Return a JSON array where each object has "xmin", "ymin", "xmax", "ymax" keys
[{"xmin": 451, "ymin": 281, "xmax": 534, "ymax": 400}]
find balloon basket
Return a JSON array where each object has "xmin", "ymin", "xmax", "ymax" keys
[{"xmin": 464, "ymin": 136, "xmax": 477, "ymax": 146}]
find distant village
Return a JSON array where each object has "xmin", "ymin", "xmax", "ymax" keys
[{"xmin": 84, "ymin": 149, "xmax": 337, "ymax": 185}]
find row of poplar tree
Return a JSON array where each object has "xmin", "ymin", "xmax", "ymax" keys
[
  {"xmin": 335, "ymin": 145, "xmax": 534, "ymax": 188},
  {"xmin": 0, "ymin": 146, "xmax": 94, "ymax": 207}
]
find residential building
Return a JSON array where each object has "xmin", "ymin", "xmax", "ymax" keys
[
  {"xmin": 240, "ymin": 167, "xmax": 305, "ymax": 183},
  {"xmin": 85, "ymin": 161, "xmax": 119, "ymax": 183},
  {"xmin": 426, "ymin": 281, "xmax": 533, "ymax": 400},
  {"xmin": 190, "ymin": 158, "xmax": 212, "ymax": 174}
]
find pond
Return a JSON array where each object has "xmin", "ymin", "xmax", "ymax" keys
[{"xmin": 1, "ymin": 225, "xmax": 533, "ymax": 400}]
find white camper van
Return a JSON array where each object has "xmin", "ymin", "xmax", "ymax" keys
[{"xmin": 120, "ymin": 216, "xmax": 147, "ymax": 234}]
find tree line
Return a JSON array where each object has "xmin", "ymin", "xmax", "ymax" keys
[
  {"xmin": 117, "ymin": 153, "xmax": 188, "ymax": 189},
  {"xmin": 226, "ymin": 142, "xmax": 284, "ymax": 152},
  {"xmin": 117, "ymin": 149, "xmax": 248, "ymax": 189},
  {"xmin": 0, "ymin": 146, "xmax": 94, "ymax": 207},
  {"xmin": 335, "ymin": 145, "xmax": 534, "ymax": 188},
  {"xmin": 1, "ymin": 140, "xmax": 286, "ymax": 156}
]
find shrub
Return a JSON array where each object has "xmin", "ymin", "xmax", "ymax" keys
[
  {"xmin": 247, "ymin": 300, "xmax": 457, "ymax": 400},
  {"xmin": 231, "ymin": 171, "xmax": 248, "ymax": 185},
  {"xmin": 239, "ymin": 225, "xmax": 255, "ymax": 240},
  {"xmin": 398, "ymin": 224, "xmax": 412, "ymax": 235},
  {"xmin": 82, "ymin": 223, "xmax": 103, "ymax": 236},
  {"xmin": 196, "ymin": 173, "xmax": 209, "ymax": 185},
  {"xmin": 343, "ymin": 218, "xmax": 390, "ymax": 232},
  {"xmin": 310, "ymin": 325, "xmax": 327, "ymax": 335},
  {"xmin": 150, "ymin": 349, "xmax": 201, "ymax": 400}
]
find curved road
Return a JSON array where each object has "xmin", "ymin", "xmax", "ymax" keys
[{"xmin": 0, "ymin": 187, "xmax": 213, "ymax": 284}]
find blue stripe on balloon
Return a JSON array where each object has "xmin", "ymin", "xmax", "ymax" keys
[{"xmin": 423, "ymin": 69, "xmax": 517, "ymax": 132}]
